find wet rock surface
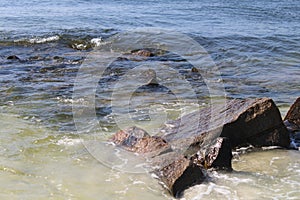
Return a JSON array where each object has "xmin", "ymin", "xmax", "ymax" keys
[
  {"xmin": 204, "ymin": 137, "xmax": 233, "ymax": 170},
  {"xmin": 110, "ymin": 126, "xmax": 230, "ymax": 197},
  {"xmin": 284, "ymin": 97, "xmax": 300, "ymax": 127},
  {"xmin": 131, "ymin": 49, "xmax": 154, "ymax": 57},
  {"xmin": 111, "ymin": 126, "xmax": 169, "ymax": 154},
  {"xmin": 161, "ymin": 98, "xmax": 290, "ymax": 152},
  {"xmin": 284, "ymin": 97, "xmax": 300, "ymax": 150},
  {"xmin": 110, "ymin": 97, "xmax": 293, "ymax": 198},
  {"xmin": 220, "ymin": 98, "xmax": 290, "ymax": 148}
]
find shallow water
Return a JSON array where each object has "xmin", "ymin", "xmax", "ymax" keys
[
  {"xmin": 0, "ymin": 0, "xmax": 299, "ymax": 199},
  {"xmin": 1, "ymin": 112, "xmax": 299, "ymax": 200},
  {"xmin": 184, "ymin": 149, "xmax": 300, "ymax": 200}
]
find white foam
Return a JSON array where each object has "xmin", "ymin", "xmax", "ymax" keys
[
  {"xmin": 30, "ymin": 35, "xmax": 60, "ymax": 44},
  {"xmin": 90, "ymin": 37, "xmax": 103, "ymax": 46},
  {"xmin": 211, "ymin": 171, "xmax": 253, "ymax": 185},
  {"xmin": 14, "ymin": 35, "xmax": 60, "ymax": 44},
  {"xmin": 72, "ymin": 43, "xmax": 88, "ymax": 50},
  {"xmin": 56, "ymin": 137, "xmax": 82, "ymax": 146},
  {"xmin": 132, "ymin": 180, "xmax": 145, "ymax": 185},
  {"xmin": 183, "ymin": 182, "xmax": 239, "ymax": 200},
  {"xmin": 7, "ymin": 101, "xmax": 14, "ymax": 106},
  {"xmin": 55, "ymin": 96, "xmax": 86, "ymax": 104},
  {"xmin": 115, "ymin": 187, "xmax": 128, "ymax": 194}
]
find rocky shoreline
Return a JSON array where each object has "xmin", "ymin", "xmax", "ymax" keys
[{"xmin": 110, "ymin": 97, "xmax": 300, "ymax": 198}]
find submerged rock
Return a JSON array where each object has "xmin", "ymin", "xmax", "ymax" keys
[
  {"xmin": 7, "ymin": 55, "xmax": 20, "ymax": 60},
  {"xmin": 131, "ymin": 49, "xmax": 153, "ymax": 57},
  {"xmin": 29, "ymin": 55, "xmax": 44, "ymax": 61},
  {"xmin": 111, "ymin": 126, "xmax": 169, "ymax": 154}
]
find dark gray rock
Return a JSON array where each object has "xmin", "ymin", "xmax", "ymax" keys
[
  {"xmin": 205, "ymin": 137, "xmax": 232, "ymax": 170},
  {"xmin": 7, "ymin": 55, "xmax": 20, "ymax": 60}
]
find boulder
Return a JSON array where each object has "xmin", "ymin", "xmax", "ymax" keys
[
  {"xmin": 152, "ymin": 137, "xmax": 231, "ymax": 197},
  {"xmin": 221, "ymin": 98, "xmax": 290, "ymax": 147},
  {"xmin": 284, "ymin": 97, "xmax": 300, "ymax": 150},
  {"xmin": 110, "ymin": 126, "xmax": 231, "ymax": 197},
  {"xmin": 161, "ymin": 98, "xmax": 290, "ymax": 151},
  {"xmin": 110, "ymin": 97, "xmax": 290, "ymax": 197},
  {"xmin": 284, "ymin": 97, "xmax": 300, "ymax": 127},
  {"xmin": 153, "ymin": 153, "xmax": 205, "ymax": 198}
]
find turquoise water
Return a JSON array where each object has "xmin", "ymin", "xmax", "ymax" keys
[{"xmin": 0, "ymin": 0, "xmax": 299, "ymax": 199}]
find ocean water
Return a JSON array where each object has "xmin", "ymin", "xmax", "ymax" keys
[{"xmin": 0, "ymin": 0, "xmax": 299, "ymax": 199}]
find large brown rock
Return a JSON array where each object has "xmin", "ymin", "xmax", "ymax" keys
[
  {"xmin": 153, "ymin": 153, "xmax": 205, "ymax": 198},
  {"xmin": 110, "ymin": 98, "xmax": 290, "ymax": 198},
  {"xmin": 111, "ymin": 126, "xmax": 170, "ymax": 154},
  {"xmin": 204, "ymin": 137, "xmax": 233, "ymax": 170},
  {"xmin": 221, "ymin": 98, "xmax": 290, "ymax": 147},
  {"xmin": 284, "ymin": 97, "xmax": 300, "ymax": 150},
  {"xmin": 160, "ymin": 98, "xmax": 290, "ymax": 152},
  {"xmin": 110, "ymin": 126, "xmax": 230, "ymax": 197},
  {"xmin": 284, "ymin": 97, "xmax": 300, "ymax": 127}
]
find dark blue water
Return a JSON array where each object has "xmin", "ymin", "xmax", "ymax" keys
[{"xmin": 1, "ymin": 0, "xmax": 299, "ymax": 36}]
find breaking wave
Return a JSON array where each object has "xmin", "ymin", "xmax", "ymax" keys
[
  {"xmin": 0, "ymin": 28, "xmax": 117, "ymax": 50},
  {"xmin": 14, "ymin": 35, "xmax": 60, "ymax": 44}
]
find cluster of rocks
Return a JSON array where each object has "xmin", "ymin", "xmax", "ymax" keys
[{"xmin": 110, "ymin": 97, "xmax": 299, "ymax": 198}]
